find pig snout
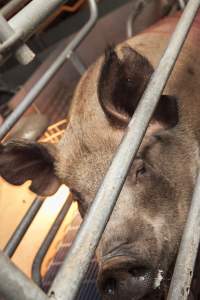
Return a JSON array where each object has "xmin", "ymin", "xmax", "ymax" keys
[{"xmin": 98, "ymin": 255, "xmax": 155, "ymax": 300}]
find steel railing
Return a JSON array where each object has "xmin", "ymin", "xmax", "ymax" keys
[
  {"xmin": 0, "ymin": 0, "xmax": 69, "ymax": 64},
  {"xmin": 0, "ymin": 0, "xmax": 200, "ymax": 300},
  {"xmin": 0, "ymin": 0, "xmax": 98, "ymax": 140}
]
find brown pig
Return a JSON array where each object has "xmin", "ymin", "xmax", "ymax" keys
[{"xmin": 1, "ymin": 12, "xmax": 200, "ymax": 300}]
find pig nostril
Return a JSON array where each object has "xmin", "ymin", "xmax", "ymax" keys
[{"xmin": 103, "ymin": 277, "xmax": 117, "ymax": 296}]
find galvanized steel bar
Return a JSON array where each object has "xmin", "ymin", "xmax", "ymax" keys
[
  {"xmin": 4, "ymin": 197, "xmax": 43, "ymax": 257},
  {"xmin": 1, "ymin": 0, "xmax": 30, "ymax": 19},
  {"xmin": 49, "ymin": 1, "xmax": 200, "ymax": 299},
  {"xmin": 167, "ymin": 171, "xmax": 200, "ymax": 300},
  {"xmin": 0, "ymin": 0, "xmax": 98, "ymax": 141},
  {"xmin": 8, "ymin": 0, "xmax": 67, "ymax": 42},
  {"xmin": 0, "ymin": 13, "xmax": 35, "ymax": 64},
  {"xmin": 0, "ymin": 250, "xmax": 48, "ymax": 300},
  {"xmin": 32, "ymin": 196, "xmax": 72, "ymax": 286}
]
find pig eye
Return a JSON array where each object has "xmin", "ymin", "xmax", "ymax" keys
[{"xmin": 136, "ymin": 165, "xmax": 147, "ymax": 179}]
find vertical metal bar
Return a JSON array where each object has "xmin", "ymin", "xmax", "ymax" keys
[
  {"xmin": 48, "ymin": 1, "xmax": 200, "ymax": 299},
  {"xmin": 0, "ymin": 251, "xmax": 48, "ymax": 300},
  {"xmin": 3, "ymin": 197, "xmax": 43, "ymax": 258},
  {"xmin": 32, "ymin": 196, "xmax": 72, "ymax": 286},
  {"xmin": 0, "ymin": 0, "xmax": 98, "ymax": 141},
  {"xmin": 167, "ymin": 171, "xmax": 200, "ymax": 300},
  {"xmin": 0, "ymin": 13, "xmax": 35, "ymax": 64},
  {"xmin": 70, "ymin": 52, "xmax": 86, "ymax": 75}
]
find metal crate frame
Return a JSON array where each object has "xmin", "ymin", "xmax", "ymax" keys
[{"xmin": 0, "ymin": 0, "xmax": 200, "ymax": 300}]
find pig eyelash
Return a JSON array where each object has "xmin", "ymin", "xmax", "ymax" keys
[{"xmin": 136, "ymin": 164, "xmax": 147, "ymax": 179}]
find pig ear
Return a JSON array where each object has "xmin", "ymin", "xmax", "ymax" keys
[
  {"xmin": 98, "ymin": 46, "xmax": 179, "ymax": 129},
  {"xmin": 0, "ymin": 139, "xmax": 60, "ymax": 196},
  {"xmin": 97, "ymin": 46, "xmax": 154, "ymax": 126}
]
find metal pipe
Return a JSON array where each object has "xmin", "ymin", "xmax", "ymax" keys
[
  {"xmin": 4, "ymin": 197, "xmax": 43, "ymax": 258},
  {"xmin": 0, "ymin": 251, "xmax": 48, "ymax": 300},
  {"xmin": 0, "ymin": 13, "xmax": 35, "ymax": 64},
  {"xmin": 179, "ymin": 0, "xmax": 186, "ymax": 9},
  {"xmin": 32, "ymin": 196, "xmax": 72, "ymax": 286},
  {"xmin": 8, "ymin": 0, "xmax": 67, "ymax": 41},
  {"xmin": 1, "ymin": 0, "xmax": 30, "ymax": 19},
  {"xmin": 0, "ymin": 30, "xmax": 23, "ymax": 53},
  {"xmin": 70, "ymin": 52, "xmax": 86, "ymax": 75},
  {"xmin": 48, "ymin": 1, "xmax": 200, "ymax": 299},
  {"xmin": 167, "ymin": 171, "xmax": 200, "ymax": 300},
  {"xmin": 0, "ymin": 0, "xmax": 98, "ymax": 141}
]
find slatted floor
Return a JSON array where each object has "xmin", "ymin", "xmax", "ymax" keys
[{"xmin": 42, "ymin": 214, "xmax": 101, "ymax": 300}]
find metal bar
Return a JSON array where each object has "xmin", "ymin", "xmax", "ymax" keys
[
  {"xmin": 0, "ymin": 13, "xmax": 35, "ymax": 64},
  {"xmin": 8, "ymin": 0, "xmax": 68, "ymax": 41},
  {"xmin": 0, "ymin": 250, "xmax": 48, "ymax": 300},
  {"xmin": 32, "ymin": 196, "xmax": 72, "ymax": 286},
  {"xmin": 48, "ymin": 1, "xmax": 200, "ymax": 299},
  {"xmin": 0, "ymin": 30, "xmax": 23, "ymax": 53},
  {"xmin": 179, "ymin": 0, "xmax": 186, "ymax": 9},
  {"xmin": 4, "ymin": 197, "xmax": 43, "ymax": 258},
  {"xmin": 1, "ymin": 0, "xmax": 30, "ymax": 20},
  {"xmin": 126, "ymin": 0, "xmax": 145, "ymax": 39},
  {"xmin": 0, "ymin": 0, "xmax": 98, "ymax": 141},
  {"xmin": 70, "ymin": 52, "xmax": 86, "ymax": 75},
  {"xmin": 167, "ymin": 171, "xmax": 200, "ymax": 300}
]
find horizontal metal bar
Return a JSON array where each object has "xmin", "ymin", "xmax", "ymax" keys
[
  {"xmin": 8, "ymin": 0, "xmax": 67, "ymax": 42},
  {"xmin": 0, "ymin": 13, "xmax": 35, "ymax": 64},
  {"xmin": 4, "ymin": 197, "xmax": 43, "ymax": 258},
  {"xmin": 0, "ymin": 250, "xmax": 48, "ymax": 300},
  {"xmin": 0, "ymin": 0, "xmax": 68, "ymax": 64},
  {"xmin": 48, "ymin": 1, "xmax": 200, "ymax": 299},
  {"xmin": 0, "ymin": 0, "xmax": 98, "ymax": 141},
  {"xmin": 0, "ymin": 30, "xmax": 23, "ymax": 53},
  {"xmin": 32, "ymin": 196, "xmax": 72, "ymax": 286},
  {"xmin": 167, "ymin": 170, "xmax": 200, "ymax": 300},
  {"xmin": 0, "ymin": 0, "xmax": 30, "ymax": 20}
]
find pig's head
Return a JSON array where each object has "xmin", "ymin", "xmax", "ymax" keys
[{"xmin": 0, "ymin": 46, "xmax": 198, "ymax": 300}]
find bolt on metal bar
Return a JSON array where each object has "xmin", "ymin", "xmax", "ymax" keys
[
  {"xmin": 4, "ymin": 197, "xmax": 43, "ymax": 258},
  {"xmin": 1, "ymin": 0, "xmax": 30, "ymax": 20},
  {"xmin": 167, "ymin": 170, "xmax": 200, "ymax": 300},
  {"xmin": 0, "ymin": 0, "xmax": 98, "ymax": 141},
  {"xmin": 48, "ymin": 1, "xmax": 200, "ymax": 299},
  {"xmin": 0, "ymin": 13, "xmax": 35, "ymax": 64},
  {"xmin": 0, "ymin": 250, "xmax": 48, "ymax": 300},
  {"xmin": 32, "ymin": 196, "xmax": 73, "ymax": 286}
]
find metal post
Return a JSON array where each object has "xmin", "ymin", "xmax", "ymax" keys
[
  {"xmin": 48, "ymin": 1, "xmax": 200, "ymax": 300},
  {"xmin": 167, "ymin": 171, "xmax": 200, "ymax": 300},
  {"xmin": 0, "ymin": 13, "xmax": 35, "ymax": 64},
  {"xmin": 0, "ymin": 0, "xmax": 98, "ymax": 141},
  {"xmin": 4, "ymin": 197, "xmax": 43, "ymax": 258},
  {"xmin": 0, "ymin": 251, "xmax": 48, "ymax": 300}
]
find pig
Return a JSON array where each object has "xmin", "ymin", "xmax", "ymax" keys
[{"xmin": 1, "ymin": 12, "xmax": 200, "ymax": 300}]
